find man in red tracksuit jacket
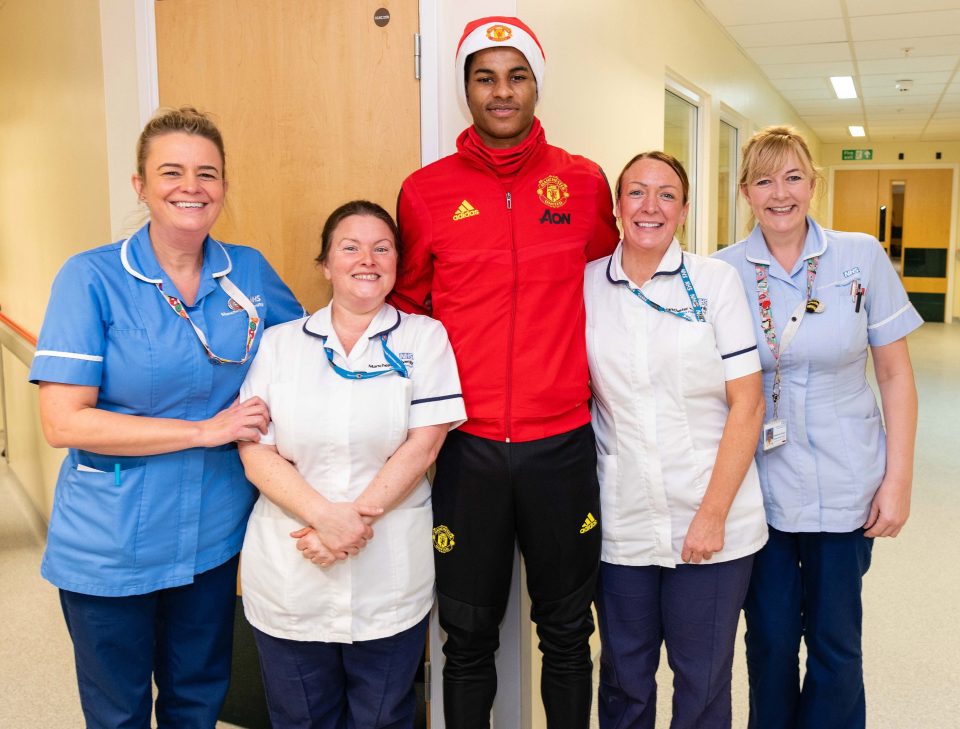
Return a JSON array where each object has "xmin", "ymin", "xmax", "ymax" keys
[{"xmin": 390, "ymin": 17, "xmax": 619, "ymax": 728}]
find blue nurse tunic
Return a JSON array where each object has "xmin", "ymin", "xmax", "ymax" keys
[{"xmin": 29, "ymin": 224, "xmax": 304, "ymax": 596}]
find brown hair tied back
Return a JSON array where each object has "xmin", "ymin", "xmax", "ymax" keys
[
  {"xmin": 315, "ymin": 200, "xmax": 401, "ymax": 265},
  {"xmin": 136, "ymin": 107, "xmax": 226, "ymax": 180},
  {"xmin": 616, "ymin": 151, "xmax": 690, "ymax": 204}
]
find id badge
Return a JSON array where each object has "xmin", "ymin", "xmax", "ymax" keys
[{"xmin": 762, "ymin": 418, "xmax": 787, "ymax": 451}]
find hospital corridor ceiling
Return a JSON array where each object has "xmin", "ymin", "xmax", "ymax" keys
[{"xmin": 697, "ymin": 0, "xmax": 960, "ymax": 142}]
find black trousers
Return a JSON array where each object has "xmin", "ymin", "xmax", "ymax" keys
[{"xmin": 432, "ymin": 425, "xmax": 602, "ymax": 729}]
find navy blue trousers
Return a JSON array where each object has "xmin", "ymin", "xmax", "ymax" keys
[
  {"xmin": 58, "ymin": 555, "xmax": 238, "ymax": 729},
  {"xmin": 252, "ymin": 614, "xmax": 428, "ymax": 729},
  {"xmin": 596, "ymin": 556, "xmax": 754, "ymax": 729},
  {"xmin": 743, "ymin": 527, "xmax": 874, "ymax": 729}
]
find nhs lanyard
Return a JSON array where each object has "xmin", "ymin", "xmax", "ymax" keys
[
  {"xmin": 628, "ymin": 261, "xmax": 705, "ymax": 323},
  {"xmin": 157, "ymin": 275, "xmax": 260, "ymax": 365},
  {"xmin": 321, "ymin": 333, "xmax": 409, "ymax": 380},
  {"xmin": 755, "ymin": 256, "xmax": 820, "ymax": 418}
]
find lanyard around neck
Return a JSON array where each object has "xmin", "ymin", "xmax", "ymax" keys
[
  {"xmin": 627, "ymin": 259, "xmax": 705, "ymax": 323},
  {"xmin": 321, "ymin": 333, "xmax": 409, "ymax": 380},
  {"xmin": 157, "ymin": 275, "xmax": 260, "ymax": 365},
  {"xmin": 755, "ymin": 256, "xmax": 819, "ymax": 417}
]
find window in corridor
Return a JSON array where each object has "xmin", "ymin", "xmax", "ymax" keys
[
  {"xmin": 663, "ymin": 88, "xmax": 698, "ymax": 250},
  {"xmin": 716, "ymin": 119, "xmax": 739, "ymax": 251}
]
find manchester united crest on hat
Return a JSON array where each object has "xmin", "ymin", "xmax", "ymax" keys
[{"xmin": 486, "ymin": 24, "xmax": 512, "ymax": 42}]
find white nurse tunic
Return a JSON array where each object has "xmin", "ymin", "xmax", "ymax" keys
[
  {"xmin": 239, "ymin": 303, "xmax": 465, "ymax": 643},
  {"xmin": 585, "ymin": 240, "xmax": 768, "ymax": 568}
]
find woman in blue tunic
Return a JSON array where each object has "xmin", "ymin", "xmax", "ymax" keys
[
  {"xmin": 29, "ymin": 107, "xmax": 304, "ymax": 728},
  {"xmin": 715, "ymin": 126, "xmax": 921, "ymax": 729}
]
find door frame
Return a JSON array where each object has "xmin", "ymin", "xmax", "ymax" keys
[{"xmin": 827, "ymin": 163, "xmax": 959, "ymax": 323}]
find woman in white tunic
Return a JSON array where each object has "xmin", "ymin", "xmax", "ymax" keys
[
  {"xmin": 238, "ymin": 200, "xmax": 465, "ymax": 729},
  {"xmin": 585, "ymin": 152, "xmax": 766, "ymax": 729}
]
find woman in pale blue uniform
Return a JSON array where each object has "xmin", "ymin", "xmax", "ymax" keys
[
  {"xmin": 29, "ymin": 107, "xmax": 303, "ymax": 728},
  {"xmin": 715, "ymin": 126, "xmax": 921, "ymax": 729}
]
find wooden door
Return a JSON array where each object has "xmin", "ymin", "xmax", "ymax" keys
[
  {"xmin": 899, "ymin": 169, "xmax": 952, "ymax": 319},
  {"xmin": 833, "ymin": 168, "xmax": 953, "ymax": 321},
  {"xmin": 833, "ymin": 170, "xmax": 880, "ymax": 244},
  {"xmin": 156, "ymin": 0, "xmax": 421, "ymax": 313}
]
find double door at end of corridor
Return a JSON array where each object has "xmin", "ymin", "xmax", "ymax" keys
[{"xmin": 833, "ymin": 168, "xmax": 954, "ymax": 322}]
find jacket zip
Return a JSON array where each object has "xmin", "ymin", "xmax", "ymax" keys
[{"xmin": 504, "ymin": 190, "xmax": 516, "ymax": 443}]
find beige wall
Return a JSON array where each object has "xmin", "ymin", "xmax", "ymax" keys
[{"xmin": 0, "ymin": 0, "xmax": 114, "ymax": 517}]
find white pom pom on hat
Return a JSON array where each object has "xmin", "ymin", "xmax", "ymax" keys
[{"xmin": 455, "ymin": 17, "xmax": 545, "ymax": 107}]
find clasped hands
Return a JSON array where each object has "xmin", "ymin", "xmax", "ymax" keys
[{"xmin": 291, "ymin": 500, "xmax": 384, "ymax": 568}]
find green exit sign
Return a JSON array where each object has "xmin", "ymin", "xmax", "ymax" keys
[{"xmin": 842, "ymin": 149, "xmax": 873, "ymax": 160}]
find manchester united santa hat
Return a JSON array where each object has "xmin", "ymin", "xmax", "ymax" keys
[{"xmin": 455, "ymin": 17, "xmax": 546, "ymax": 107}]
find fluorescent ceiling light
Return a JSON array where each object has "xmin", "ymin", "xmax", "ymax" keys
[
  {"xmin": 830, "ymin": 76, "xmax": 857, "ymax": 99},
  {"xmin": 849, "ymin": 125, "xmax": 866, "ymax": 137}
]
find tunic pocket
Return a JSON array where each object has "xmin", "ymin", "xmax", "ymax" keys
[
  {"xmin": 814, "ymin": 278, "xmax": 868, "ymax": 364},
  {"xmin": 597, "ymin": 454, "xmax": 620, "ymax": 541},
  {"xmin": 379, "ymin": 503, "xmax": 435, "ymax": 623},
  {"xmin": 677, "ymin": 321, "xmax": 724, "ymax": 400},
  {"xmin": 50, "ymin": 463, "xmax": 148, "ymax": 571},
  {"xmin": 832, "ymin": 411, "xmax": 886, "ymax": 513}
]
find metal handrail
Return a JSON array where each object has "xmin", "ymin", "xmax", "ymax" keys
[{"xmin": 0, "ymin": 311, "xmax": 37, "ymax": 366}]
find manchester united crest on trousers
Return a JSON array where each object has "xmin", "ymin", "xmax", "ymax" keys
[
  {"xmin": 537, "ymin": 175, "xmax": 570, "ymax": 208},
  {"xmin": 433, "ymin": 525, "xmax": 456, "ymax": 553}
]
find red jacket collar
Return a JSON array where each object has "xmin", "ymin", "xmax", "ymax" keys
[{"xmin": 456, "ymin": 117, "xmax": 545, "ymax": 177}]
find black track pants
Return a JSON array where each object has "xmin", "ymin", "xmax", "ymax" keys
[{"xmin": 431, "ymin": 425, "xmax": 602, "ymax": 729}]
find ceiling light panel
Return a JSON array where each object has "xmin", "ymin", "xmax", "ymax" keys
[{"xmin": 830, "ymin": 76, "xmax": 858, "ymax": 98}]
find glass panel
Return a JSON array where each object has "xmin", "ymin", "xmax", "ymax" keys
[
  {"xmin": 890, "ymin": 181, "xmax": 905, "ymax": 263},
  {"xmin": 716, "ymin": 120, "xmax": 738, "ymax": 250},
  {"xmin": 663, "ymin": 90, "xmax": 697, "ymax": 250},
  {"xmin": 907, "ymin": 292, "xmax": 945, "ymax": 322},
  {"xmin": 903, "ymin": 248, "xmax": 948, "ymax": 278}
]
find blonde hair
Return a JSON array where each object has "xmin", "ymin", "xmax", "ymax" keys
[
  {"xmin": 739, "ymin": 126, "xmax": 820, "ymax": 189},
  {"xmin": 739, "ymin": 126, "xmax": 822, "ymax": 229},
  {"xmin": 135, "ymin": 106, "xmax": 226, "ymax": 180}
]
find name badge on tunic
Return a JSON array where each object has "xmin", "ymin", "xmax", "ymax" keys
[{"xmin": 762, "ymin": 418, "xmax": 787, "ymax": 451}]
